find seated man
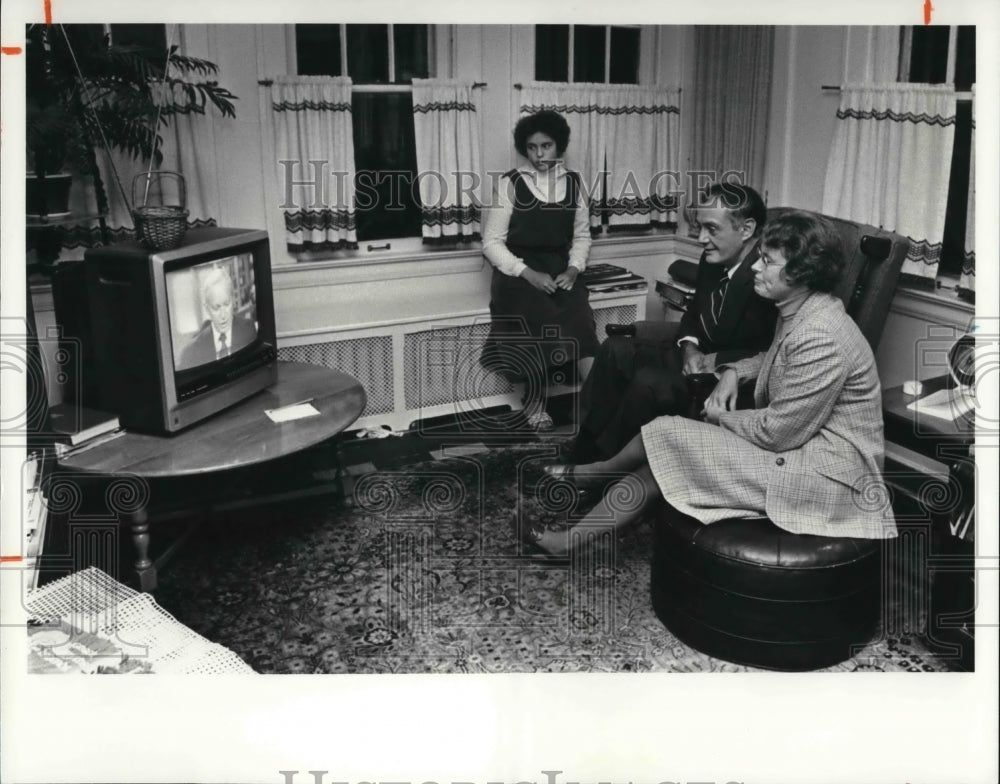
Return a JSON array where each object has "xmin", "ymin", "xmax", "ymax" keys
[{"xmin": 572, "ymin": 182, "xmax": 778, "ymax": 460}]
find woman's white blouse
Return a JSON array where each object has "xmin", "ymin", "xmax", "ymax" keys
[{"xmin": 481, "ymin": 163, "xmax": 593, "ymax": 278}]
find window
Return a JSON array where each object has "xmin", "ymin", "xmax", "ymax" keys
[
  {"xmin": 534, "ymin": 24, "xmax": 640, "ymax": 84},
  {"xmin": 294, "ymin": 24, "xmax": 430, "ymax": 243},
  {"xmin": 110, "ymin": 24, "xmax": 167, "ymax": 53},
  {"xmin": 61, "ymin": 23, "xmax": 167, "ymax": 61},
  {"xmin": 901, "ymin": 25, "xmax": 975, "ymax": 282}
]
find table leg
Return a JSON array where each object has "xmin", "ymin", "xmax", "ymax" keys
[{"xmin": 130, "ymin": 507, "xmax": 157, "ymax": 592}]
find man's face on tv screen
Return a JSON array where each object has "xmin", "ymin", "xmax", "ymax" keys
[{"xmin": 206, "ymin": 281, "xmax": 234, "ymax": 334}]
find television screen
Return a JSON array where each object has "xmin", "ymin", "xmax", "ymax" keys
[
  {"xmin": 76, "ymin": 227, "xmax": 276, "ymax": 433},
  {"xmin": 166, "ymin": 253, "xmax": 259, "ymax": 371}
]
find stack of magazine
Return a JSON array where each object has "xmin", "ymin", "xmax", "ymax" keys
[{"xmin": 47, "ymin": 403, "xmax": 123, "ymax": 458}]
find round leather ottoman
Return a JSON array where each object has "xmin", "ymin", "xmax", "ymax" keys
[{"xmin": 650, "ymin": 505, "xmax": 883, "ymax": 671}]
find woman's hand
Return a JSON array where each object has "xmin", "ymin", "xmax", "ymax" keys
[
  {"xmin": 554, "ymin": 267, "xmax": 579, "ymax": 290},
  {"xmin": 703, "ymin": 368, "xmax": 739, "ymax": 424},
  {"xmin": 521, "ymin": 268, "xmax": 557, "ymax": 294}
]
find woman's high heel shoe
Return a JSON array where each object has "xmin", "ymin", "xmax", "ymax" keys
[
  {"xmin": 543, "ymin": 464, "xmax": 602, "ymax": 492},
  {"xmin": 543, "ymin": 464, "xmax": 577, "ymax": 482}
]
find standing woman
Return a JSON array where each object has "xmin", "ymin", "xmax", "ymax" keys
[{"xmin": 481, "ymin": 110, "xmax": 599, "ymax": 430}]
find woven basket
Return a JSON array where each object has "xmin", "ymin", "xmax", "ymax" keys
[{"xmin": 132, "ymin": 171, "xmax": 189, "ymax": 250}]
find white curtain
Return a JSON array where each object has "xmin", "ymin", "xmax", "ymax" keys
[
  {"xmin": 822, "ymin": 83, "xmax": 956, "ymax": 283},
  {"xmin": 960, "ymin": 88, "xmax": 975, "ymax": 296},
  {"xmin": 269, "ymin": 76, "xmax": 358, "ymax": 253},
  {"xmin": 54, "ymin": 23, "xmax": 220, "ymax": 260},
  {"xmin": 411, "ymin": 78, "xmax": 482, "ymax": 245},
  {"xmin": 601, "ymin": 84, "xmax": 681, "ymax": 230},
  {"xmin": 56, "ymin": 106, "xmax": 221, "ymax": 260},
  {"xmin": 691, "ymin": 26, "xmax": 773, "ymax": 191},
  {"xmin": 518, "ymin": 82, "xmax": 608, "ymax": 231}
]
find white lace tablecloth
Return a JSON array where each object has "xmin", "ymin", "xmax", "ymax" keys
[{"xmin": 26, "ymin": 567, "xmax": 254, "ymax": 674}]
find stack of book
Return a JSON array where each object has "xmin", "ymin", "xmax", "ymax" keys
[
  {"xmin": 580, "ymin": 263, "xmax": 649, "ymax": 294},
  {"xmin": 47, "ymin": 404, "xmax": 123, "ymax": 458}
]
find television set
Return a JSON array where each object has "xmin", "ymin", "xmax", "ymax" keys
[{"xmin": 78, "ymin": 227, "xmax": 278, "ymax": 433}]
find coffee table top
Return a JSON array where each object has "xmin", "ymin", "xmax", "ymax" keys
[{"xmin": 57, "ymin": 362, "xmax": 366, "ymax": 478}]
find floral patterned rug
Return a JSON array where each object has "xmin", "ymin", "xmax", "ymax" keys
[{"xmin": 154, "ymin": 443, "xmax": 957, "ymax": 674}]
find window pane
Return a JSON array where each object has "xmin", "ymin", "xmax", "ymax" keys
[
  {"xmin": 954, "ymin": 25, "xmax": 975, "ymax": 90},
  {"xmin": 352, "ymin": 93, "xmax": 422, "ymax": 241},
  {"xmin": 535, "ymin": 25, "xmax": 569, "ymax": 81},
  {"xmin": 347, "ymin": 24, "xmax": 389, "ymax": 83},
  {"xmin": 939, "ymin": 101, "xmax": 973, "ymax": 276},
  {"xmin": 574, "ymin": 25, "xmax": 607, "ymax": 83},
  {"xmin": 295, "ymin": 25, "xmax": 342, "ymax": 76},
  {"xmin": 111, "ymin": 24, "xmax": 166, "ymax": 51},
  {"xmin": 609, "ymin": 27, "xmax": 640, "ymax": 84},
  {"xmin": 42, "ymin": 25, "xmax": 106, "ymax": 79},
  {"xmin": 394, "ymin": 24, "xmax": 429, "ymax": 82},
  {"xmin": 908, "ymin": 25, "xmax": 950, "ymax": 83},
  {"xmin": 59, "ymin": 24, "xmax": 106, "ymax": 55}
]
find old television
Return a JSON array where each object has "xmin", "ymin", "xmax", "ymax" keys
[{"xmin": 80, "ymin": 227, "xmax": 278, "ymax": 433}]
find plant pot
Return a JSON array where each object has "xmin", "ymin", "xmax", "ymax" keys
[{"xmin": 26, "ymin": 173, "xmax": 73, "ymax": 218}]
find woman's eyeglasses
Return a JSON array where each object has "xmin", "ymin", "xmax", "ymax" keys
[{"xmin": 757, "ymin": 250, "xmax": 787, "ymax": 270}]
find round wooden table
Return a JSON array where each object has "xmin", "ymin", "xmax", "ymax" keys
[{"xmin": 57, "ymin": 362, "xmax": 366, "ymax": 590}]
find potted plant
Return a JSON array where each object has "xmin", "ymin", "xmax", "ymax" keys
[{"xmin": 26, "ymin": 24, "xmax": 238, "ymax": 220}]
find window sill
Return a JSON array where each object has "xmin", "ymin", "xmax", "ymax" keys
[
  {"xmin": 272, "ymin": 245, "xmax": 486, "ymax": 290},
  {"xmin": 891, "ymin": 279, "xmax": 974, "ymax": 326},
  {"xmin": 278, "ymin": 226, "xmax": 679, "ymax": 263},
  {"xmin": 272, "ymin": 227, "xmax": 681, "ymax": 286},
  {"xmin": 896, "ymin": 277, "xmax": 974, "ymax": 308}
]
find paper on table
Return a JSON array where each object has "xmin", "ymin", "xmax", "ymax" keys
[
  {"xmin": 265, "ymin": 402, "xmax": 320, "ymax": 423},
  {"xmin": 906, "ymin": 386, "xmax": 975, "ymax": 421}
]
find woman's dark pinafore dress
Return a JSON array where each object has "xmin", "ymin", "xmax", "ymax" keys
[{"xmin": 480, "ymin": 169, "xmax": 599, "ymax": 383}]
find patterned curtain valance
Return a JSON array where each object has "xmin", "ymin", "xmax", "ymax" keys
[
  {"xmin": 822, "ymin": 83, "xmax": 957, "ymax": 285},
  {"xmin": 49, "ymin": 114, "xmax": 220, "ymax": 262},
  {"xmin": 519, "ymin": 82, "xmax": 613, "ymax": 231},
  {"xmin": 599, "ymin": 84, "xmax": 681, "ymax": 231},
  {"xmin": 518, "ymin": 81, "xmax": 681, "ymax": 232},
  {"xmin": 268, "ymin": 76, "xmax": 358, "ymax": 254},
  {"xmin": 411, "ymin": 78, "xmax": 482, "ymax": 245}
]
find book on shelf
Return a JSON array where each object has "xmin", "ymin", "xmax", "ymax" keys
[
  {"xmin": 23, "ymin": 451, "xmax": 49, "ymax": 592},
  {"xmin": 47, "ymin": 403, "xmax": 120, "ymax": 446},
  {"xmin": 52, "ymin": 427, "xmax": 126, "ymax": 458}
]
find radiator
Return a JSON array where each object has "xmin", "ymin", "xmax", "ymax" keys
[{"xmin": 277, "ymin": 296, "xmax": 643, "ymax": 432}]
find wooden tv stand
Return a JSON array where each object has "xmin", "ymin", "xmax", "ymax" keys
[{"xmin": 55, "ymin": 362, "xmax": 365, "ymax": 591}]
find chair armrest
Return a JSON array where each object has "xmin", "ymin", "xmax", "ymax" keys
[
  {"xmin": 605, "ymin": 323, "xmax": 637, "ymax": 337},
  {"xmin": 605, "ymin": 320, "xmax": 681, "ymax": 343}
]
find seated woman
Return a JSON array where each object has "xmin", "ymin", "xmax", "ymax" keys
[
  {"xmin": 531, "ymin": 210, "xmax": 897, "ymax": 556},
  {"xmin": 480, "ymin": 110, "xmax": 599, "ymax": 431}
]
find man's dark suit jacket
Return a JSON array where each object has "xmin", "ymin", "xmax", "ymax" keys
[
  {"xmin": 677, "ymin": 247, "xmax": 777, "ymax": 365},
  {"xmin": 179, "ymin": 316, "xmax": 257, "ymax": 370},
  {"xmin": 577, "ymin": 244, "xmax": 777, "ymax": 459}
]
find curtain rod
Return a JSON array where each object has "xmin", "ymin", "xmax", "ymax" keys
[
  {"xmin": 822, "ymin": 84, "xmax": 973, "ymax": 100},
  {"xmin": 259, "ymin": 79, "xmax": 487, "ymax": 88},
  {"xmin": 514, "ymin": 83, "xmax": 680, "ymax": 91}
]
